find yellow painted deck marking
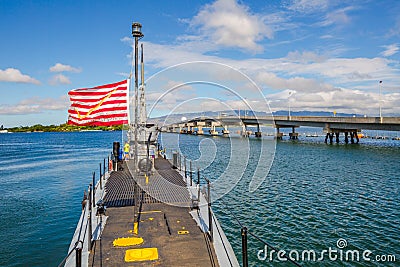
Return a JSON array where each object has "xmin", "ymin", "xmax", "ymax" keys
[
  {"xmin": 148, "ymin": 217, "xmax": 154, "ymax": 221},
  {"xmin": 178, "ymin": 230, "xmax": 189, "ymax": 235},
  {"xmin": 125, "ymin": 248, "xmax": 158, "ymax": 262},
  {"xmin": 133, "ymin": 222, "xmax": 138, "ymax": 234},
  {"xmin": 113, "ymin": 237, "xmax": 144, "ymax": 247}
]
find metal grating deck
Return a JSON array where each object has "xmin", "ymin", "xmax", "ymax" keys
[
  {"xmin": 103, "ymin": 171, "xmax": 136, "ymax": 207},
  {"xmin": 135, "ymin": 158, "xmax": 192, "ymax": 205}
]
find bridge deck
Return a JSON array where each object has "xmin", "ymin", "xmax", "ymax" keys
[
  {"xmin": 88, "ymin": 158, "xmax": 218, "ymax": 266},
  {"xmin": 166, "ymin": 116, "xmax": 400, "ymax": 132}
]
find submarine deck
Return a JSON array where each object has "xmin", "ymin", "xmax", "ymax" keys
[{"xmin": 88, "ymin": 158, "xmax": 219, "ymax": 266}]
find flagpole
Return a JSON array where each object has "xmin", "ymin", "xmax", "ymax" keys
[
  {"xmin": 132, "ymin": 22, "xmax": 143, "ymax": 174},
  {"xmin": 126, "ymin": 78, "xmax": 131, "ymax": 125},
  {"xmin": 379, "ymin": 80, "xmax": 382, "ymax": 123}
]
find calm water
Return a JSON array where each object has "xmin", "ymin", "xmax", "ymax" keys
[{"xmin": 0, "ymin": 131, "xmax": 399, "ymax": 266}]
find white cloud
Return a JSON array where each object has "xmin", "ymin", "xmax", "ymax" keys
[
  {"xmin": 287, "ymin": 0, "xmax": 329, "ymax": 13},
  {"xmin": 139, "ymin": 42, "xmax": 220, "ymax": 68},
  {"xmin": 255, "ymin": 72, "xmax": 338, "ymax": 93},
  {"xmin": 320, "ymin": 34, "xmax": 334, "ymax": 39},
  {"xmin": 137, "ymin": 40, "xmax": 399, "ymax": 94},
  {"xmin": 49, "ymin": 74, "xmax": 71, "ymax": 85},
  {"xmin": 0, "ymin": 68, "xmax": 40, "ymax": 84},
  {"xmin": 49, "ymin": 63, "xmax": 81, "ymax": 73},
  {"xmin": 0, "ymin": 96, "xmax": 69, "ymax": 115},
  {"xmin": 190, "ymin": 0, "xmax": 273, "ymax": 52},
  {"xmin": 266, "ymin": 88, "xmax": 400, "ymax": 115},
  {"xmin": 380, "ymin": 44, "xmax": 399, "ymax": 57},
  {"xmin": 304, "ymin": 57, "xmax": 392, "ymax": 81},
  {"xmin": 140, "ymin": 39, "xmax": 396, "ymax": 87},
  {"xmin": 319, "ymin": 6, "xmax": 354, "ymax": 27},
  {"xmin": 147, "ymin": 80, "xmax": 197, "ymax": 114},
  {"xmin": 286, "ymin": 50, "xmax": 327, "ymax": 63}
]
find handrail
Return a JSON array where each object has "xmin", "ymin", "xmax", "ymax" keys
[
  {"xmin": 57, "ymin": 201, "xmax": 88, "ymax": 267},
  {"xmin": 58, "ymin": 157, "xmax": 109, "ymax": 267},
  {"xmin": 57, "ymin": 243, "xmax": 78, "ymax": 267},
  {"xmin": 211, "ymin": 211, "xmax": 235, "ymax": 267}
]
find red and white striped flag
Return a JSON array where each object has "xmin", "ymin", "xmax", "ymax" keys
[{"xmin": 67, "ymin": 79, "xmax": 130, "ymax": 126}]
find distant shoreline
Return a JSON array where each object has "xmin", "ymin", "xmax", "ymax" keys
[{"xmin": 2, "ymin": 123, "xmax": 123, "ymax": 133}]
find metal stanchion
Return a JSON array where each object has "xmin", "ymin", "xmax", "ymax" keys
[
  {"xmin": 103, "ymin": 158, "xmax": 106, "ymax": 178},
  {"xmin": 99, "ymin": 163, "xmax": 102, "ymax": 190},
  {"xmin": 197, "ymin": 167, "xmax": 201, "ymax": 202},
  {"xmin": 88, "ymin": 184, "xmax": 93, "ymax": 251},
  {"xmin": 179, "ymin": 154, "xmax": 181, "ymax": 171},
  {"xmin": 92, "ymin": 172, "xmax": 95, "ymax": 208},
  {"xmin": 75, "ymin": 242, "xmax": 82, "ymax": 267},
  {"xmin": 184, "ymin": 157, "xmax": 187, "ymax": 178},
  {"xmin": 241, "ymin": 227, "xmax": 248, "ymax": 267},
  {"xmin": 206, "ymin": 178, "xmax": 213, "ymax": 241},
  {"xmin": 190, "ymin": 160, "xmax": 192, "ymax": 186}
]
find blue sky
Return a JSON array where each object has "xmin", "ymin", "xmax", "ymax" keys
[{"xmin": 0, "ymin": 0, "xmax": 399, "ymax": 127}]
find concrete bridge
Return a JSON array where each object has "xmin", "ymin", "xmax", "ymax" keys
[{"xmin": 161, "ymin": 115, "xmax": 400, "ymax": 144}]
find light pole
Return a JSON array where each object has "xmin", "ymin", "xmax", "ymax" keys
[
  {"xmin": 379, "ymin": 80, "xmax": 382, "ymax": 123},
  {"xmin": 288, "ymin": 91, "xmax": 293, "ymax": 120},
  {"xmin": 132, "ymin": 22, "xmax": 143, "ymax": 173}
]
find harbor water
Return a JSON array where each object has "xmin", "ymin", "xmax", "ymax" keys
[{"xmin": 0, "ymin": 131, "xmax": 399, "ymax": 266}]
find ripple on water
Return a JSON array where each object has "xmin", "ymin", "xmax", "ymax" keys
[
  {"xmin": 0, "ymin": 132, "xmax": 399, "ymax": 267},
  {"xmin": 206, "ymin": 139, "xmax": 400, "ymax": 267}
]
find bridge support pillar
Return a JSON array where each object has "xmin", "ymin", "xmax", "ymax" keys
[
  {"xmin": 255, "ymin": 124, "xmax": 262, "ymax": 138},
  {"xmin": 210, "ymin": 125, "xmax": 218, "ymax": 136},
  {"xmin": 289, "ymin": 133, "xmax": 299, "ymax": 139},
  {"xmin": 222, "ymin": 125, "xmax": 230, "ymax": 136},
  {"xmin": 289, "ymin": 127, "xmax": 298, "ymax": 140},
  {"xmin": 326, "ymin": 129, "xmax": 360, "ymax": 145},
  {"xmin": 276, "ymin": 127, "xmax": 283, "ymax": 140},
  {"xmin": 197, "ymin": 126, "xmax": 204, "ymax": 135},
  {"xmin": 325, "ymin": 133, "xmax": 334, "ymax": 144},
  {"xmin": 347, "ymin": 131, "xmax": 359, "ymax": 144},
  {"xmin": 355, "ymin": 131, "xmax": 359, "ymax": 143},
  {"xmin": 241, "ymin": 125, "xmax": 248, "ymax": 137}
]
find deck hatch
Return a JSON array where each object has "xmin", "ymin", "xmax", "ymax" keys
[{"xmin": 124, "ymin": 248, "xmax": 158, "ymax": 262}]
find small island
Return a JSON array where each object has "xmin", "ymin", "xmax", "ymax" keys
[{"xmin": 2, "ymin": 123, "xmax": 123, "ymax": 133}]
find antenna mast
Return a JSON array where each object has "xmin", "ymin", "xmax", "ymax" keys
[
  {"xmin": 132, "ymin": 22, "xmax": 143, "ymax": 173},
  {"xmin": 139, "ymin": 44, "xmax": 147, "ymax": 125}
]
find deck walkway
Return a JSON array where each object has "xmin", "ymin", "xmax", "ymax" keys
[{"xmin": 89, "ymin": 158, "xmax": 219, "ymax": 266}]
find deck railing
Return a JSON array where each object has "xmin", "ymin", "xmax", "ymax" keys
[{"xmin": 58, "ymin": 156, "xmax": 110, "ymax": 267}]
